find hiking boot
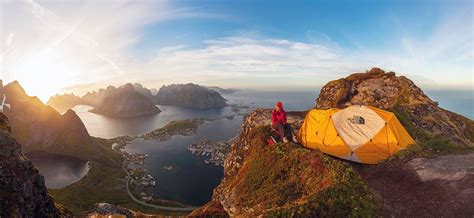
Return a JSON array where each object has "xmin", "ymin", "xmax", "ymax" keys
[
  {"xmin": 292, "ymin": 136, "xmax": 299, "ymax": 143},
  {"xmin": 283, "ymin": 137, "xmax": 289, "ymax": 143}
]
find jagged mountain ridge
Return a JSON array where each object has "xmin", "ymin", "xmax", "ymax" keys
[
  {"xmin": 156, "ymin": 83, "xmax": 228, "ymax": 108},
  {"xmin": 47, "ymin": 83, "xmax": 229, "ymax": 115},
  {"xmin": 47, "ymin": 93, "xmax": 82, "ymax": 113},
  {"xmin": 0, "ymin": 80, "xmax": 120, "ymax": 164},
  {"xmin": 85, "ymin": 83, "xmax": 161, "ymax": 118}
]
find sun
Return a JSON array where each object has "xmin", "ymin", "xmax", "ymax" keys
[{"xmin": 10, "ymin": 50, "xmax": 77, "ymax": 103}]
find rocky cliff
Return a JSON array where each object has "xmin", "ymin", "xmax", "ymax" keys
[
  {"xmin": 0, "ymin": 113, "xmax": 60, "ymax": 217},
  {"xmin": 156, "ymin": 83, "xmax": 228, "ymax": 108},
  {"xmin": 192, "ymin": 109, "xmax": 378, "ymax": 216},
  {"xmin": 87, "ymin": 83, "xmax": 161, "ymax": 118},
  {"xmin": 316, "ymin": 67, "xmax": 473, "ymax": 147}
]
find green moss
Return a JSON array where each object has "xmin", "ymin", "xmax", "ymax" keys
[
  {"xmin": 391, "ymin": 106, "xmax": 431, "ymax": 142},
  {"xmin": 391, "ymin": 105, "xmax": 473, "ymax": 158},
  {"xmin": 395, "ymin": 137, "xmax": 474, "ymax": 159},
  {"xmin": 238, "ymin": 137, "xmax": 377, "ymax": 216},
  {"xmin": 162, "ymin": 119, "xmax": 204, "ymax": 132},
  {"xmin": 268, "ymin": 154, "xmax": 378, "ymax": 217}
]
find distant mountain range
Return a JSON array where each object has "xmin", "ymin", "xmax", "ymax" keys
[
  {"xmin": 83, "ymin": 84, "xmax": 161, "ymax": 118},
  {"xmin": 156, "ymin": 83, "xmax": 228, "ymax": 108},
  {"xmin": 0, "ymin": 80, "xmax": 120, "ymax": 162},
  {"xmin": 47, "ymin": 83, "xmax": 230, "ymax": 117}
]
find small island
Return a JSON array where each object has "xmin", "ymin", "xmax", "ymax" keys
[{"xmin": 141, "ymin": 118, "xmax": 206, "ymax": 141}]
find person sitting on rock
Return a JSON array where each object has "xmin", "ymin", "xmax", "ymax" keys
[{"xmin": 271, "ymin": 101, "xmax": 298, "ymax": 143}]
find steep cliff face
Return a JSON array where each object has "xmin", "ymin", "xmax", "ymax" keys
[
  {"xmin": 0, "ymin": 113, "xmax": 60, "ymax": 217},
  {"xmin": 87, "ymin": 83, "xmax": 160, "ymax": 118},
  {"xmin": 192, "ymin": 109, "xmax": 377, "ymax": 216},
  {"xmin": 156, "ymin": 83, "xmax": 228, "ymax": 108},
  {"xmin": 316, "ymin": 68, "xmax": 473, "ymax": 146}
]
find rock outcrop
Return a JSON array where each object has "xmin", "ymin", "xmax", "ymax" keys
[
  {"xmin": 192, "ymin": 109, "xmax": 377, "ymax": 216},
  {"xmin": 47, "ymin": 93, "xmax": 83, "ymax": 113},
  {"xmin": 156, "ymin": 83, "xmax": 228, "ymax": 108},
  {"xmin": 0, "ymin": 113, "xmax": 60, "ymax": 217},
  {"xmin": 86, "ymin": 83, "xmax": 161, "ymax": 118},
  {"xmin": 316, "ymin": 67, "xmax": 473, "ymax": 146}
]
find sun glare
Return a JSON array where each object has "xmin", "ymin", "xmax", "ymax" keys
[{"xmin": 11, "ymin": 50, "xmax": 76, "ymax": 103}]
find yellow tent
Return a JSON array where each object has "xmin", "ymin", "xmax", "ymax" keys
[{"xmin": 298, "ymin": 105, "xmax": 415, "ymax": 164}]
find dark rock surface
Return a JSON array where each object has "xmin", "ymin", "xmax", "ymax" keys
[{"xmin": 0, "ymin": 113, "xmax": 60, "ymax": 217}]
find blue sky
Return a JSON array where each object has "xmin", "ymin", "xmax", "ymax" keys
[
  {"xmin": 1, "ymin": 0, "xmax": 472, "ymax": 100},
  {"xmin": 136, "ymin": 0, "xmax": 441, "ymax": 54}
]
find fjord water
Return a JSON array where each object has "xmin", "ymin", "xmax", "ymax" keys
[
  {"xmin": 25, "ymin": 151, "xmax": 89, "ymax": 189},
  {"xmin": 425, "ymin": 90, "xmax": 473, "ymax": 120},
  {"xmin": 125, "ymin": 117, "xmax": 243, "ymax": 206},
  {"xmin": 68, "ymin": 89, "xmax": 472, "ymax": 206}
]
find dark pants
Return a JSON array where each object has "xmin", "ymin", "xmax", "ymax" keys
[{"xmin": 272, "ymin": 122, "xmax": 295, "ymax": 140}]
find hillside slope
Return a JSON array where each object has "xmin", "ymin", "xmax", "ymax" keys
[
  {"xmin": 192, "ymin": 109, "xmax": 378, "ymax": 216},
  {"xmin": 1, "ymin": 81, "xmax": 120, "ymax": 164}
]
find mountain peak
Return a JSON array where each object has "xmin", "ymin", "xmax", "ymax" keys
[{"xmin": 316, "ymin": 67, "xmax": 473, "ymax": 146}]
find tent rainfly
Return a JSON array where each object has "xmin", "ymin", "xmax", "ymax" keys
[{"xmin": 298, "ymin": 105, "xmax": 415, "ymax": 164}]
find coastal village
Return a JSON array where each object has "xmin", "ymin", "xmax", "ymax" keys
[
  {"xmin": 110, "ymin": 136, "xmax": 156, "ymax": 202},
  {"xmin": 188, "ymin": 138, "xmax": 234, "ymax": 166}
]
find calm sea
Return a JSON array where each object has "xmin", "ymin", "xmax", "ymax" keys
[{"xmin": 68, "ymin": 89, "xmax": 472, "ymax": 205}]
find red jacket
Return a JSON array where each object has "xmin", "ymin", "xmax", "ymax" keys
[{"xmin": 272, "ymin": 109, "xmax": 287, "ymax": 125}]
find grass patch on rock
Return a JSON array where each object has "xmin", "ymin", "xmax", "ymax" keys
[
  {"xmin": 234, "ymin": 126, "xmax": 378, "ymax": 216},
  {"xmin": 392, "ymin": 106, "xmax": 474, "ymax": 158}
]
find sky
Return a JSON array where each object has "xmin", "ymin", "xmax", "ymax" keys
[{"xmin": 0, "ymin": 0, "xmax": 473, "ymax": 101}]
